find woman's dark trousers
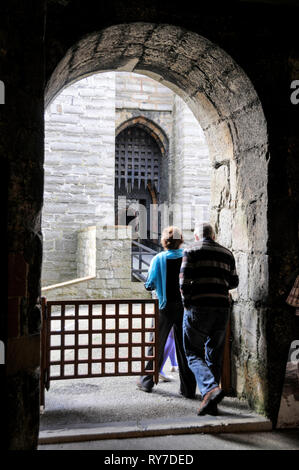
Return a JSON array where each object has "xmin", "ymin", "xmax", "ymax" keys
[{"xmin": 140, "ymin": 301, "xmax": 196, "ymax": 397}]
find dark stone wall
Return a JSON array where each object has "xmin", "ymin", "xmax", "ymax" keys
[
  {"xmin": 3, "ymin": 0, "xmax": 45, "ymax": 450},
  {"xmin": 266, "ymin": 46, "xmax": 299, "ymax": 422},
  {"xmin": 4, "ymin": 0, "xmax": 299, "ymax": 449}
]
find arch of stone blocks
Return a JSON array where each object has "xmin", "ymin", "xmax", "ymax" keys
[
  {"xmin": 116, "ymin": 115, "xmax": 169, "ymax": 157},
  {"xmin": 45, "ymin": 23, "xmax": 269, "ymax": 413}
]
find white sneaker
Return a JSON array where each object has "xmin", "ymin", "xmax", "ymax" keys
[{"xmin": 159, "ymin": 373, "xmax": 174, "ymax": 382}]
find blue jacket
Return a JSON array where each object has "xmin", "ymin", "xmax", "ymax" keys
[{"xmin": 145, "ymin": 249, "xmax": 184, "ymax": 309}]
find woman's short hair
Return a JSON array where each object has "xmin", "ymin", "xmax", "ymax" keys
[{"xmin": 161, "ymin": 226, "xmax": 183, "ymax": 250}]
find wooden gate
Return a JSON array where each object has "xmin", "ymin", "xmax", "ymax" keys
[{"xmin": 40, "ymin": 297, "xmax": 159, "ymax": 407}]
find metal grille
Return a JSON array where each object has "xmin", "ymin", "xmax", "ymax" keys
[
  {"xmin": 115, "ymin": 126, "xmax": 161, "ymax": 192},
  {"xmin": 40, "ymin": 297, "xmax": 159, "ymax": 407}
]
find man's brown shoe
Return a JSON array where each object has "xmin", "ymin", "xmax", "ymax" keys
[{"xmin": 197, "ymin": 386, "xmax": 224, "ymax": 416}]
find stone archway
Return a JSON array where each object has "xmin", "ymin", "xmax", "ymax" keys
[
  {"xmin": 116, "ymin": 116, "xmax": 169, "ymax": 157},
  {"xmin": 45, "ymin": 23, "xmax": 269, "ymax": 414}
]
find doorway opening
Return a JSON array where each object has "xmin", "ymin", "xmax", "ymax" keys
[
  {"xmin": 114, "ymin": 124, "xmax": 162, "ymax": 246},
  {"xmin": 40, "ymin": 23, "xmax": 269, "ymax": 437}
]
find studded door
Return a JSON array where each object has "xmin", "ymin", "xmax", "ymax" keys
[{"xmin": 115, "ymin": 126, "xmax": 162, "ymax": 240}]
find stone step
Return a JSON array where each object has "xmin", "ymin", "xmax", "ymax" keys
[{"xmin": 38, "ymin": 414, "xmax": 272, "ymax": 445}]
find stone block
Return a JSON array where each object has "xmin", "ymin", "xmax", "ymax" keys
[
  {"xmin": 248, "ymin": 254, "xmax": 269, "ymax": 302},
  {"xmin": 113, "ymin": 265, "xmax": 132, "ymax": 278},
  {"xmin": 50, "ymin": 113, "xmax": 79, "ymax": 125},
  {"xmin": 238, "ymin": 148, "xmax": 268, "ymax": 202},
  {"xmin": 44, "ymin": 154, "xmax": 63, "ymax": 166},
  {"xmin": 106, "ymin": 279, "xmax": 121, "ymax": 288},
  {"xmin": 234, "ymin": 252, "xmax": 249, "ymax": 300},
  {"xmin": 232, "ymin": 206, "xmax": 249, "ymax": 252},
  {"xmin": 229, "ymin": 159, "xmax": 238, "ymax": 205},
  {"xmin": 231, "ymin": 105, "xmax": 268, "ymax": 153},
  {"xmin": 210, "ymin": 164, "xmax": 229, "ymax": 209},
  {"xmin": 218, "ymin": 208, "xmax": 232, "ymax": 249},
  {"xmin": 60, "ymin": 104, "xmax": 83, "ymax": 115},
  {"xmin": 243, "ymin": 311, "xmax": 259, "ymax": 353},
  {"xmin": 96, "ymin": 269, "xmax": 114, "ymax": 280},
  {"xmin": 97, "ymin": 226, "xmax": 117, "ymax": 240},
  {"xmin": 205, "ymin": 120, "xmax": 234, "ymax": 164}
]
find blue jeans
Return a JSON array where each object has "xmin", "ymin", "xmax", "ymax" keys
[{"xmin": 183, "ymin": 306, "xmax": 229, "ymax": 397}]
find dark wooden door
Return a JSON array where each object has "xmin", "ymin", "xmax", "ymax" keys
[{"xmin": 115, "ymin": 125, "xmax": 162, "ymax": 243}]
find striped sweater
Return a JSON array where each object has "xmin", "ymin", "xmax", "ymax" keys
[{"xmin": 179, "ymin": 237, "xmax": 239, "ymax": 308}]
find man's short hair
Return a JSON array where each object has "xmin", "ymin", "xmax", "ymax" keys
[{"xmin": 194, "ymin": 223, "xmax": 215, "ymax": 240}]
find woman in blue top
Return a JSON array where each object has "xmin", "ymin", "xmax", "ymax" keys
[{"xmin": 137, "ymin": 226, "xmax": 196, "ymax": 397}]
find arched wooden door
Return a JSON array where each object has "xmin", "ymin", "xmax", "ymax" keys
[{"xmin": 115, "ymin": 125, "xmax": 162, "ymax": 245}]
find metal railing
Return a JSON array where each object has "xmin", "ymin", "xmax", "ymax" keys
[{"xmin": 131, "ymin": 240, "xmax": 160, "ymax": 282}]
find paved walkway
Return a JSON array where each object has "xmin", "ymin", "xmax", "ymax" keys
[{"xmin": 39, "ymin": 364, "xmax": 272, "ymax": 445}]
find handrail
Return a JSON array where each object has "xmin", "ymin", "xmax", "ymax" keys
[
  {"xmin": 133, "ymin": 258, "xmax": 151, "ymax": 268},
  {"xmin": 131, "ymin": 240, "xmax": 159, "ymax": 282},
  {"xmin": 132, "ymin": 240, "xmax": 157, "ymax": 254},
  {"xmin": 42, "ymin": 275, "xmax": 96, "ymax": 292}
]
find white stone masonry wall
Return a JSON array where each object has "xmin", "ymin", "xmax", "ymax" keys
[
  {"xmin": 77, "ymin": 225, "xmax": 96, "ymax": 278},
  {"xmin": 115, "ymin": 72, "xmax": 174, "ymax": 112},
  {"xmin": 43, "ymin": 72, "xmax": 116, "ymax": 285},
  {"xmin": 42, "ymin": 226, "xmax": 150, "ymax": 301},
  {"xmin": 171, "ymin": 95, "xmax": 211, "ymax": 242}
]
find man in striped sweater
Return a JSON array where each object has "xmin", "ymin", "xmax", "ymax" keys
[{"xmin": 180, "ymin": 223, "xmax": 239, "ymax": 416}]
